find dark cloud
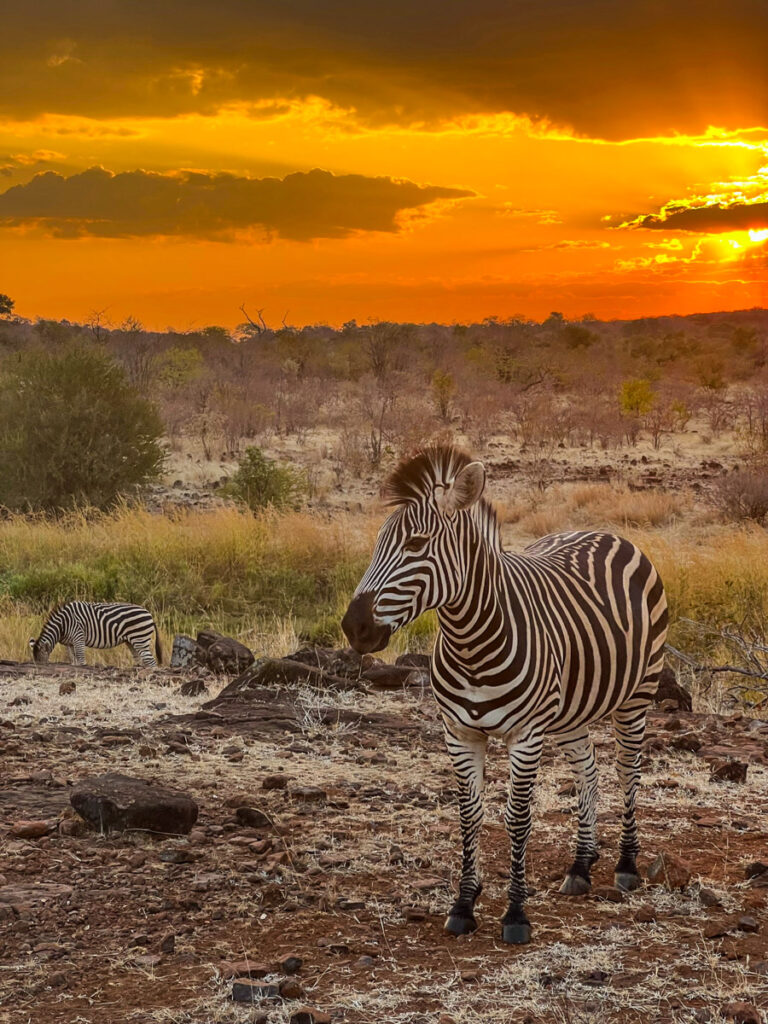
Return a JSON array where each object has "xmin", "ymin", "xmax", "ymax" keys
[
  {"xmin": 0, "ymin": 166, "xmax": 473, "ymax": 239},
  {"xmin": 1, "ymin": 2, "xmax": 766, "ymax": 138},
  {"xmin": 633, "ymin": 202, "xmax": 768, "ymax": 233}
]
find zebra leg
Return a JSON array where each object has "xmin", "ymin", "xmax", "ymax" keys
[
  {"xmin": 129, "ymin": 641, "xmax": 155, "ymax": 668},
  {"xmin": 612, "ymin": 696, "xmax": 650, "ymax": 891},
  {"xmin": 443, "ymin": 721, "xmax": 488, "ymax": 937},
  {"xmin": 501, "ymin": 731, "xmax": 544, "ymax": 944},
  {"xmin": 556, "ymin": 728, "xmax": 599, "ymax": 895},
  {"xmin": 72, "ymin": 635, "xmax": 86, "ymax": 666}
]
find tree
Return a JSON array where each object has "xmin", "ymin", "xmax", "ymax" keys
[
  {"xmin": 431, "ymin": 369, "xmax": 456, "ymax": 422},
  {"xmin": 0, "ymin": 293, "xmax": 14, "ymax": 318},
  {"xmin": 619, "ymin": 378, "xmax": 655, "ymax": 417},
  {"xmin": 221, "ymin": 446, "xmax": 307, "ymax": 511},
  {"xmin": 0, "ymin": 346, "xmax": 165, "ymax": 511}
]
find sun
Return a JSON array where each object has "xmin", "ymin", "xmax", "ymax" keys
[{"xmin": 748, "ymin": 228, "xmax": 768, "ymax": 243}]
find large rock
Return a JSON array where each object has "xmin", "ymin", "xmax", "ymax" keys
[
  {"xmin": 647, "ymin": 851, "xmax": 692, "ymax": 890},
  {"xmin": 195, "ymin": 630, "xmax": 255, "ymax": 675},
  {"xmin": 214, "ymin": 657, "xmax": 369, "ymax": 701},
  {"xmin": 70, "ymin": 773, "xmax": 198, "ymax": 835},
  {"xmin": 652, "ymin": 667, "xmax": 693, "ymax": 712},
  {"xmin": 361, "ymin": 664, "xmax": 421, "ymax": 690},
  {"xmin": 395, "ymin": 653, "xmax": 431, "ymax": 671},
  {"xmin": 170, "ymin": 635, "xmax": 197, "ymax": 669}
]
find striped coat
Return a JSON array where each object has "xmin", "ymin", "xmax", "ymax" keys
[
  {"xmin": 342, "ymin": 446, "xmax": 667, "ymax": 944},
  {"xmin": 31, "ymin": 601, "xmax": 162, "ymax": 667}
]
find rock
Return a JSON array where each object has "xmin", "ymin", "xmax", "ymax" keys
[
  {"xmin": 215, "ymin": 657, "xmax": 368, "ymax": 699},
  {"xmin": 703, "ymin": 919, "xmax": 734, "ymax": 939},
  {"xmin": 158, "ymin": 933, "xmax": 175, "ymax": 953},
  {"xmin": 235, "ymin": 806, "xmax": 273, "ymax": 828},
  {"xmin": 696, "ymin": 886, "xmax": 722, "ymax": 908},
  {"xmin": 196, "ymin": 630, "xmax": 255, "ymax": 675},
  {"xmin": 9, "ymin": 820, "xmax": 54, "ymax": 839},
  {"xmin": 289, "ymin": 1008, "xmax": 331, "ymax": 1024},
  {"xmin": 229, "ymin": 961, "xmax": 270, "ymax": 979},
  {"xmin": 289, "ymin": 786, "xmax": 326, "ymax": 803},
  {"xmin": 721, "ymin": 1002, "xmax": 761, "ymax": 1024},
  {"xmin": 70, "ymin": 773, "xmax": 198, "ymax": 835},
  {"xmin": 280, "ymin": 956, "xmax": 303, "ymax": 974},
  {"xmin": 262, "ymin": 774, "xmax": 290, "ymax": 790},
  {"xmin": 653, "ymin": 667, "xmax": 693, "ymax": 711},
  {"xmin": 647, "ymin": 852, "xmax": 692, "ymax": 890},
  {"xmin": 745, "ymin": 861, "xmax": 768, "ymax": 880},
  {"xmin": 131, "ymin": 953, "xmax": 162, "ymax": 969},
  {"xmin": 279, "ymin": 978, "xmax": 305, "ymax": 999},
  {"xmin": 670, "ymin": 732, "xmax": 702, "ymax": 752},
  {"xmin": 179, "ymin": 678, "xmax": 207, "ymax": 697},
  {"xmin": 737, "ymin": 914, "xmax": 759, "ymax": 933},
  {"xmin": 412, "ymin": 876, "xmax": 447, "ymax": 891},
  {"xmin": 0, "ymin": 882, "xmax": 73, "ymax": 906},
  {"xmin": 59, "ymin": 680, "xmax": 76, "ymax": 696},
  {"xmin": 158, "ymin": 848, "xmax": 198, "ymax": 864},
  {"xmin": 633, "ymin": 904, "xmax": 657, "ymax": 923},
  {"xmin": 361, "ymin": 664, "xmax": 417, "ymax": 690},
  {"xmin": 232, "ymin": 979, "xmax": 279, "ymax": 1002},
  {"xmin": 405, "ymin": 907, "xmax": 428, "ymax": 921},
  {"xmin": 395, "ymin": 652, "xmax": 431, "ymax": 670},
  {"xmin": 170, "ymin": 635, "xmax": 197, "ymax": 669},
  {"xmin": 709, "ymin": 759, "xmax": 748, "ymax": 783},
  {"xmin": 593, "ymin": 886, "xmax": 625, "ymax": 903}
]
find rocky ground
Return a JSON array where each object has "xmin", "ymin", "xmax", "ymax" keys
[{"xmin": 1, "ymin": 658, "xmax": 768, "ymax": 1024}]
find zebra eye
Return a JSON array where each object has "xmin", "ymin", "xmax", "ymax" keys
[{"xmin": 403, "ymin": 535, "xmax": 429, "ymax": 553}]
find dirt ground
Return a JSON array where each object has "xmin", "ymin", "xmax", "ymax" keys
[
  {"xmin": 1, "ymin": 662, "xmax": 768, "ymax": 1024},
  {"xmin": 156, "ymin": 416, "xmax": 742, "ymax": 515}
]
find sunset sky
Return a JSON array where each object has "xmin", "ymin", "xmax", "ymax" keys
[{"xmin": 2, "ymin": 2, "xmax": 768, "ymax": 328}]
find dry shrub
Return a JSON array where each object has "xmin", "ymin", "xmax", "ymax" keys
[
  {"xmin": 511, "ymin": 482, "xmax": 684, "ymax": 538},
  {"xmin": 712, "ymin": 468, "xmax": 768, "ymax": 524}
]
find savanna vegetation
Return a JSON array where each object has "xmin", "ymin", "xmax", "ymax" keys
[{"xmin": 0, "ymin": 299, "xmax": 767, "ymax": 682}]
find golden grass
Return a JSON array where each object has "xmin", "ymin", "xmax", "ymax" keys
[{"xmin": 0, "ymin": 494, "xmax": 766, "ymax": 663}]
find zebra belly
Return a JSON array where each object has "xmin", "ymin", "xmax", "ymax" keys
[{"xmin": 430, "ymin": 675, "xmax": 561, "ymax": 738}]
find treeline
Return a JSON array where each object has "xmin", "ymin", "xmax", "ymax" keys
[{"xmin": 1, "ymin": 305, "xmax": 768, "ymax": 489}]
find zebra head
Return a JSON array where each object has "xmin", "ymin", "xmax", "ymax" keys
[
  {"xmin": 342, "ymin": 447, "xmax": 487, "ymax": 654},
  {"xmin": 29, "ymin": 636, "xmax": 52, "ymax": 664}
]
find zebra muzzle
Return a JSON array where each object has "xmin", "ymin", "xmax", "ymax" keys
[{"xmin": 341, "ymin": 592, "xmax": 392, "ymax": 654}]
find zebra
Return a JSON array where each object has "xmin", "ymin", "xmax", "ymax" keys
[
  {"xmin": 342, "ymin": 446, "xmax": 668, "ymax": 944},
  {"xmin": 30, "ymin": 601, "xmax": 163, "ymax": 667}
]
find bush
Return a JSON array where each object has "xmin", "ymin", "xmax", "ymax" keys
[
  {"xmin": 712, "ymin": 468, "xmax": 768, "ymax": 523},
  {"xmin": 0, "ymin": 345, "xmax": 165, "ymax": 511},
  {"xmin": 222, "ymin": 446, "xmax": 307, "ymax": 511}
]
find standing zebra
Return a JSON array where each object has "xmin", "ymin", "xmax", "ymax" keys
[
  {"xmin": 30, "ymin": 601, "xmax": 162, "ymax": 667},
  {"xmin": 342, "ymin": 446, "xmax": 667, "ymax": 944}
]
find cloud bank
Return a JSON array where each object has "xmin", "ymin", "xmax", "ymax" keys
[
  {"xmin": 0, "ymin": 166, "xmax": 473, "ymax": 239},
  {"xmin": 2, "ymin": 1, "xmax": 767, "ymax": 137}
]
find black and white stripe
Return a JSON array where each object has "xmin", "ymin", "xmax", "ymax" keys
[
  {"xmin": 342, "ymin": 446, "xmax": 668, "ymax": 944},
  {"xmin": 31, "ymin": 601, "xmax": 162, "ymax": 667}
]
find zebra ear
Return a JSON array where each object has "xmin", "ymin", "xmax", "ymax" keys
[{"xmin": 437, "ymin": 461, "xmax": 486, "ymax": 516}]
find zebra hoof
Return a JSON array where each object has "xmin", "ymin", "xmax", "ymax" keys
[
  {"xmin": 559, "ymin": 874, "xmax": 591, "ymax": 896},
  {"xmin": 501, "ymin": 922, "xmax": 532, "ymax": 945},
  {"xmin": 615, "ymin": 872, "xmax": 643, "ymax": 892},
  {"xmin": 444, "ymin": 913, "xmax": 478, "ymax": 936}
]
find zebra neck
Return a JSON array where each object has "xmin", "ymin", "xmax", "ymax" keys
[{"xmin": 437, "ymin": 538, "xmax": 515, "ymax": 661}]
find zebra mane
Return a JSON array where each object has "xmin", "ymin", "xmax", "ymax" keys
[{"xmin": 383, "ymin": 445, "xmax": 502, "ymax": 549}]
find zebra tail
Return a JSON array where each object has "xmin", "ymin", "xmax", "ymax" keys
[{"xmin": 155, "ymin": 629, "xmax": 163, "ymax": 666}]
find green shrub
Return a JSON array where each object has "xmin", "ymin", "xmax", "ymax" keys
[
  {"xmin": 0, "ymin": 345, "xmax": 165, "ymax": 511},
  {"xmin": 222, "ymin": 446, "xmax": 307, "ymax": 511}
]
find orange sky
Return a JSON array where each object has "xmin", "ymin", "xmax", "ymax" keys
[{"xmin": 1, "ymin": 3, "xmax": 767, "ymax": 328}]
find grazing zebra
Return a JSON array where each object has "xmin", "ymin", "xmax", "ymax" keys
[
  {"xmin": 30, "ymin": 601, "xmax": 162, "ymax": 667},
  {"xmin": 342, "ymin": 446, "xmax": 667, "ymax": 944}
]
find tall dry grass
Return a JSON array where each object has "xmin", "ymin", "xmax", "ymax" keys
[{"xmin": 1, "ymin": 489, "xmax": 766, "ymax": 664}]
